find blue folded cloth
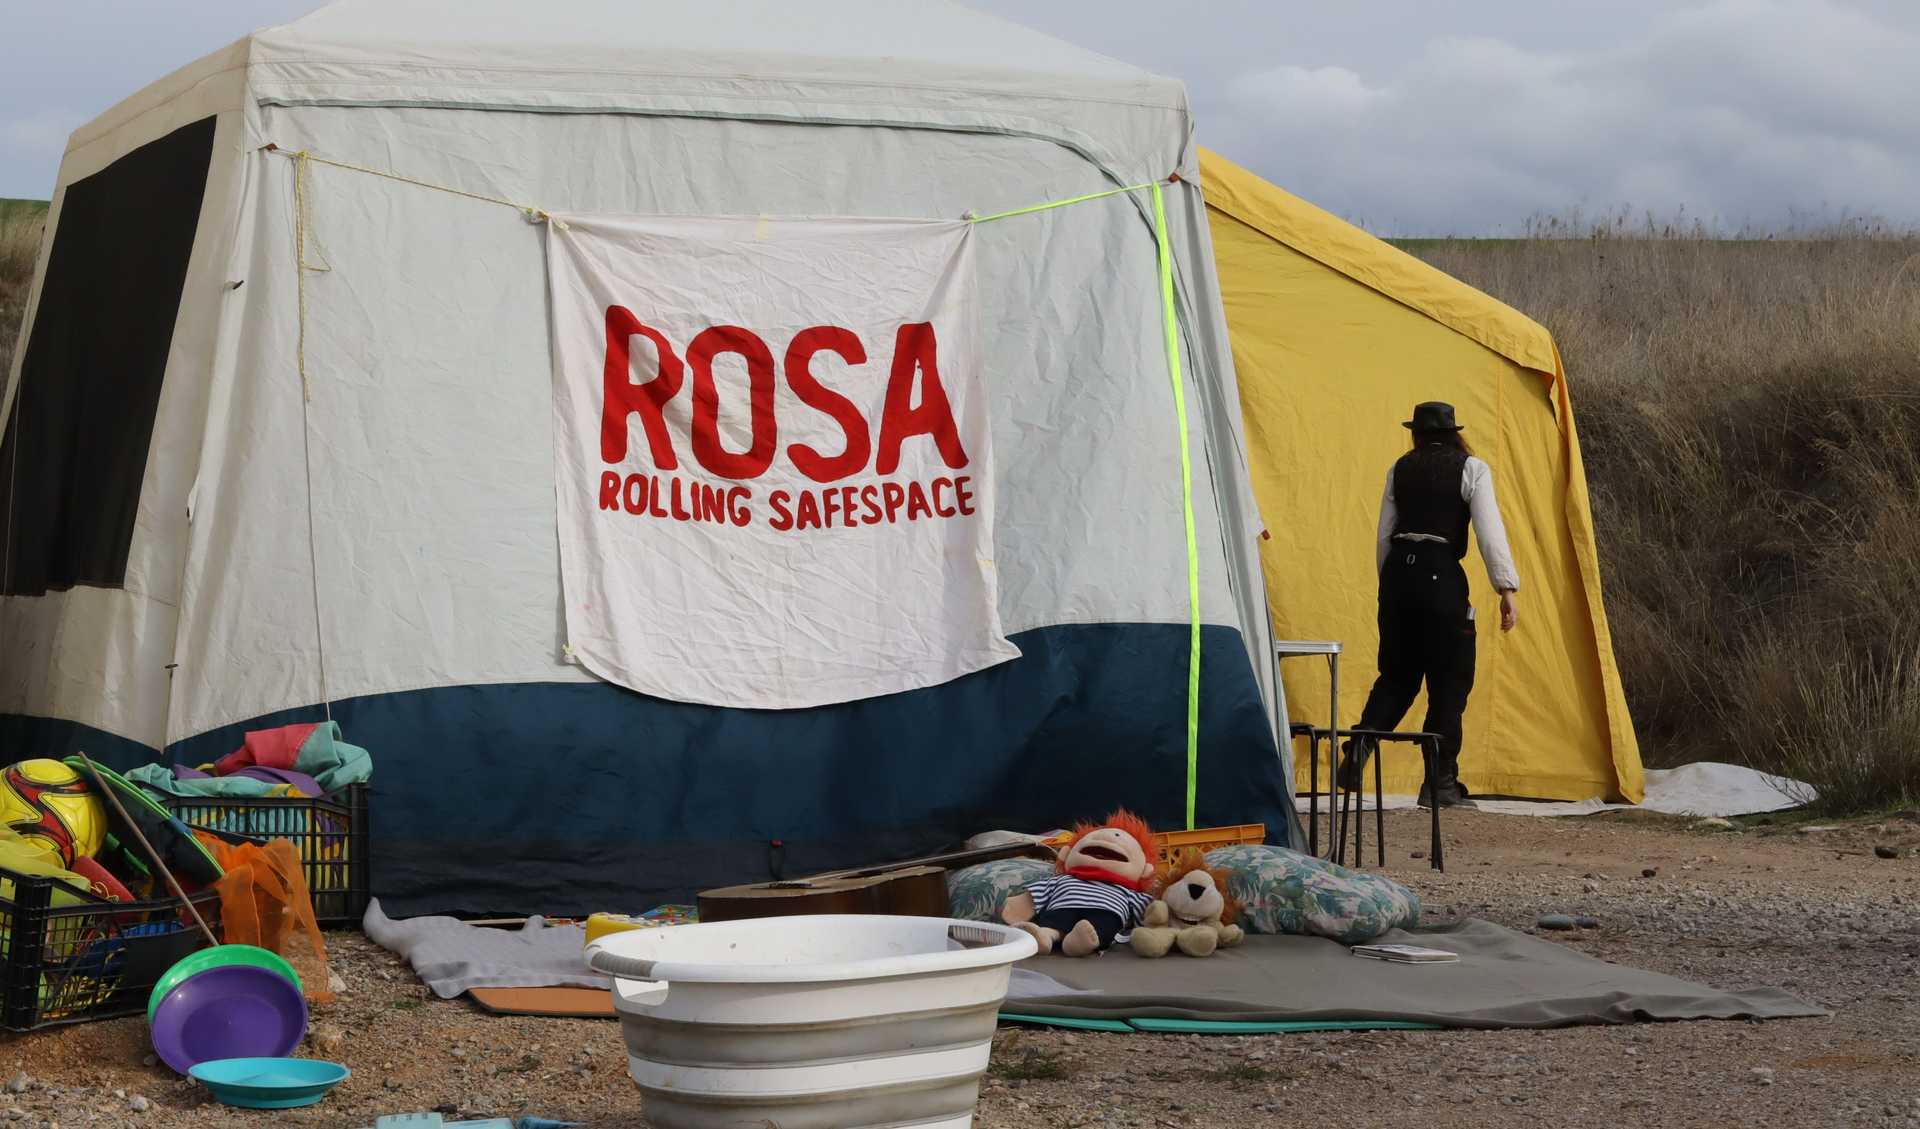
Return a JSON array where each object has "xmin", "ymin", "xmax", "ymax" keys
[{"xmin": 124, "ymin": 765, "xmax": 281, "ymax": 798}]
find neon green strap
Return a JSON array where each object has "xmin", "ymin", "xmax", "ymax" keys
[
  {"xmin": 967, "ymin": 182, "xmax": 1157, "ymax": 224},
  {"xmin": 967, "ymin": 175, "xmax": 1202, "ymax": 831},
  {"xmin": 1151, "ymin": 182, "xmax": 1203, "ymax": 831}
]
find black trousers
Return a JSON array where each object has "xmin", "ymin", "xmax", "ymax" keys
[
  {"xmin": 1357, "ymin": 541, "xmax": 1477, "ymax": 782},
  {"xmin": 1030, "ymin": 907, "xmax": 1125, "ymax": 951}
]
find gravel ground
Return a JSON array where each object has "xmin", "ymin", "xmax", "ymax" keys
[{"xmin": 0, "ymin": 807, "xmax": 1915, "ymax": 1128}]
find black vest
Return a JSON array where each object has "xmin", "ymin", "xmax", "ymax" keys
[{"xmin": 1391, "ymin": 443, "xmax": 1470, "ymax": 559}]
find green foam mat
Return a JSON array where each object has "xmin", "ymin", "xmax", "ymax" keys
[
  {"xmin": 999, "ymin": 1013, "xmax": 1443, "ymax": 1034},
  {"xmin": 1127, "ymin": 1018, "xmax": 1442, "ymax": 1034}
]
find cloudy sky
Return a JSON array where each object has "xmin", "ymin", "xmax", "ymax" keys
[{"xmin": 3, "ymin": 0, "xmax": 1915, "ymax": 234}]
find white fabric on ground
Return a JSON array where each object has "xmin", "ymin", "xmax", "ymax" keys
[
  {"xmin": 1295, "ymin": 761, "xmax": 1813, "ymax": 818},
  {"xmin": 1006, "ymin": 967, "xmax": 1102, "ymax": 1000}
]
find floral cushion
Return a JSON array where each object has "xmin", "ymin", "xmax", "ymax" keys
[
  {"xmin": 946, "ymin": 847, "xmax": 1417, "ymax": 944},
  {"xmin": 1204, "ymin": 844, "xmax": 1421, "ymax": 944},
  {"xmin": 947, "ymin": 858, "xmax": 1054, "ymax": 923}
]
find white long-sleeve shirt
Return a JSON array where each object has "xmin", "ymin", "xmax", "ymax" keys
[{"xmin": 1375, "ymin": 456, "xmax": 1521, "ymax": 593}]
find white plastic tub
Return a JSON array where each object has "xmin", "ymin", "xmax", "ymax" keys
[{"xmin": 586, "ymin": 915, "xmax": 1037, "ymax": 1129}]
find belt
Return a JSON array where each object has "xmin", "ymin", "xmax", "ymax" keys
[{"xmin": 1392, "ymin": 535, "xmax": 1453, "ymax": 567}]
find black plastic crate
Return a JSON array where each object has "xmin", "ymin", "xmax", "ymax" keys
[
  {"xmin": 163, "ymin": 784, "xmax": 370, "ymax": 928},
  {"xmin": 0, "ymin": 872, "xmax": 223, "ymax": 1031}
]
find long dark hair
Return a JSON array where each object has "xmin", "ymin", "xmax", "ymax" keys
[{"xmin": 1411, "ymin": 429, "xmax": 1473, "ymax": 456}]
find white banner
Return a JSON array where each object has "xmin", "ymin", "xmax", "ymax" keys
[{"xmin": 546, "ymin": 214, "xmax": 1019, "ymax": 708}]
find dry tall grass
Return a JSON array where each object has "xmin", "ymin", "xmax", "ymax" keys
[
  {"xmin": 0, "ymin": 206, "xmax": 46, "ymax": 380},
  {"xmin": 1409, "ymin": 229, "xmax": 1920, "ymax": 812}
]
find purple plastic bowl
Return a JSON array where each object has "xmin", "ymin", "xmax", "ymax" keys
[{"xmin": 150, "ymin": 965, "xmax": 309, "ymax": 1075}]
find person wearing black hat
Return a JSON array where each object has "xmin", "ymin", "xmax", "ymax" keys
[{"xmin": 1336, "ymin": 401, "xmax": 1520, "ymax": 807}]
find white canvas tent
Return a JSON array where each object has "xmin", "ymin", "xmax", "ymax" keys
[{"xmin": 0, "ymin": 0, "xmax": 1294, "ymax": 914}]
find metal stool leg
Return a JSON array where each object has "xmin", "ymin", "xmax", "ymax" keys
[
  {"xmin": 1308, "ymin": 731, "xmax": 1320, "ymax": 858},
  {"xmin": 1374, "ymin": 731, "xmax": 1386, "ymax": 868},
  {"xmin": 1352, "ymin": 769, "xmax": 1364, "ymax": 869},
  {"xmin": 1354, "ymin": 744, "xmax": 1368, "ymax": 868},
  {"xmin": 1426, "ymin": 737, "xmax": 1444, "ymax": 872},
  {"xmin": 1334, "ymin": 760, "xmax": 1349, "ymax": 866},
  {"xmin": 1327, "ymin": 653, "xmax": 1340, "ymax": 865},
  {"xmin": 1332, "ymin": 777, "xmax": 1343, "ymax": 865}
]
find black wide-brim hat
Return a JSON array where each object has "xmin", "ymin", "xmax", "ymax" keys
[{"xmin": 1402, "ymin": 401, "xmax": 1464, "ymax": 432}]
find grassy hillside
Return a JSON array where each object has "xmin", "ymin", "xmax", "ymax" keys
[
  {"xmin": 1405, "ymin": 233, "xmax": 1920, "ymax": 811},
  {"xmin": 0, "ymin": 202, "xmax": 46, "ymax": 377}
]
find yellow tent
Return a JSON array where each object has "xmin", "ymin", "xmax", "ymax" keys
[{"xmin": 1199, "ymin": 148, "xmax": 1643, "ymax": 803}]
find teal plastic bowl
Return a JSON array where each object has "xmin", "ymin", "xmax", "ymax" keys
[{"xmin": 187, "ymin": 1057, "xmax": 349, "ymax": 1109}]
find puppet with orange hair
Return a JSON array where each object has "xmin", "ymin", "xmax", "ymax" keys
[{"xmin": 1002, "ymin": 810, "xmax": 1160, "ymax": 957}]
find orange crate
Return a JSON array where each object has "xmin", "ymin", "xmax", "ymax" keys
[
  {"xmin": 1035, "ymin": 823, "xmax": 1267, "ymax": 862},
  {"xmin": 1156, "ymin": 824, "xmax": 1266, "ymax": 862}
]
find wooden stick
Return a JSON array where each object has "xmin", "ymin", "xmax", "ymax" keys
[{"xmin": 75, "ymin": 753, "xmax": 220, "ymax": 949}]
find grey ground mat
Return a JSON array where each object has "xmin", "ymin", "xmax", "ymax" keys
[
  {"xmin": 363, "ymin": 899, "xmax": 606, "ymax": 998},
  {"xmin": 1005, "ymin": 918, "xmax": 1827, "ymax": 1028}
]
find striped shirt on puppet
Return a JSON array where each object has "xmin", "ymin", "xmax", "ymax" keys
[{"xmin": 1026, "ymin": 876, "xmax": 1154, "ymax": 928}]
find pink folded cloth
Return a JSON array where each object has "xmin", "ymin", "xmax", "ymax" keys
[{"xmin": 211, "ymin": 722, "xmax": 321, "ymax": 777}]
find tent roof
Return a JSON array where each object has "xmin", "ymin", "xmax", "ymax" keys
[
  {"xmin": 1197, "ymin": 147, "xmax": 1560, "ymax": 378},
  {"xmin": 70, "ymin": 2, "xmax": 1193, "ymax": 190},
  {"xmin": 242, "ymin": 0, "xmax": 1190, "ymax": 125},
  {"xmin": 263, "ymin": 0, "xmax": 1171, "ymax": 95}
]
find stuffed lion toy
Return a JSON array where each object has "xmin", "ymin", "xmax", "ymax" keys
[{"xmin": 1129, "ymin": 848, "xmax": 1245, "ymax": 958}]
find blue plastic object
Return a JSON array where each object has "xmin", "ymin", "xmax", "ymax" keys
[{"xmin": 188, "ymin": 1057, "xmax": 349, "ymax": 1109}]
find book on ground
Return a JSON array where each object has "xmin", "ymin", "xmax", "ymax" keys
[{"xmin": 1351, "ymin": 943, "xmax": 1459, "ymax": 963}]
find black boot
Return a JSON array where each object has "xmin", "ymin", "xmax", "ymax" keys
[
  {"xmin": 1335, "ymin": 736, "xmax": 1375, "ymax": 792},
  {"xmin": 1417, "ymin": 776, "xmax": 1465, "ymax": 807},
  {"xmin": 1418, "ymin": 755, "xmax": 1468, "ymax": 807}
]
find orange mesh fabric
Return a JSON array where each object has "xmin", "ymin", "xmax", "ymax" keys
[{"xmin": 194, "ymin": 832, "xmax": 335, "ymax": 1005}]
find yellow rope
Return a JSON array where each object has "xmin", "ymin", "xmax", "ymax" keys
[
  {"xmin": 290, "ymin": 153, "xmax": 331, "ymax": 403},
  {"xmin": 288, "ymin": 151, "xmax": 334, "ymax": 718},
  {"xmin": 277, "ymin": 144, "xmax": 566, "ymax": 723},
  {"xmin": 281, "ymin": 144, "xmax": 562, "ymax": 402},
  {"xmin": 275, "ymin": 144, "xmax": 566, "ymax": 722},
  {"xmin": 270, "ymin": 145, "xmax": 563, "ymax": 227}
]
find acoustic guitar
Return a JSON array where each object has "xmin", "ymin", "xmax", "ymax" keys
[{"xmin": 697, "ymin": 840, "xmax": 1060, "ymax": 923}]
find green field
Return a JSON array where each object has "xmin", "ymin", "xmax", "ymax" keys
[{"xmin": 0, "ymin": 198, "xmax": 49, "ymax": 222}]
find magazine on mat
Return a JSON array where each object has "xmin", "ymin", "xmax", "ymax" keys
[{"xmin": 1350, "ymin": 943, "xmax": 1459, "ymax": 963}]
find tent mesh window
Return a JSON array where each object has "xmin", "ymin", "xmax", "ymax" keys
[{"xmin": 0, "ymin": 115, "xmax": 216, "ymax": 597}]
